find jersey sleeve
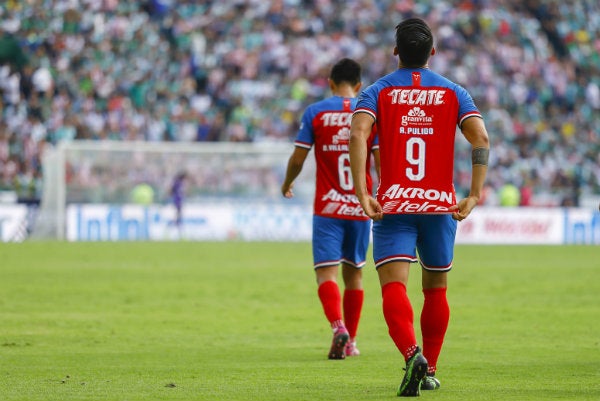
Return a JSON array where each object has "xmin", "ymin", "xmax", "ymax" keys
[
  {"xmin": 354, "ymin": 83, "xmax": 379, "ymax": 121},
  {"xmin": 454, "ymin": 84, "xmax": 482, "ymax": 127},
  {"xmin": 294, "ymin": 106, "xmax": 315, "ymax": 149}
]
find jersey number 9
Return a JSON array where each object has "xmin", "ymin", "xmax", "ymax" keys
[{"xmin": 405, "ymin": 137, "xmax": 425, "ymax": 181}]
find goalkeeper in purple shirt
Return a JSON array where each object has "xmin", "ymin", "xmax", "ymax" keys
[{"xmin": 171, "ymin": 172, "xmax": 187, "ymax": 238}]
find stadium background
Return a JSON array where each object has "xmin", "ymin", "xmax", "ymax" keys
[{"xmin": 0, "ymin": 0, "xmax": 599, "ymax": 241}]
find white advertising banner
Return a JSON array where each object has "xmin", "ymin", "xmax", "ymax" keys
[
  {"xmin": 67, "ymin": 204, "xmax": 234, "ymax": 241},
  {"xmin": 561, "ymin": 207, "xmax": 600, "ymax": 244},
  {"xmin": 456, "ymin": 207, "xmax": 563, "ymax": 244},
  {"xmin": 456, "ymin": 207, "xmax": 600, "ymax": 244},
  {"xmin": 66, "ymin": 204, "xmax": 600, "ymax": 244},
  {"xmin": 66, "ymin": 203, "xmax": 312, "ymax": 242},
  {"xmin": 0, "ymin": 204, "xmax": 28, "ymax": 242}
]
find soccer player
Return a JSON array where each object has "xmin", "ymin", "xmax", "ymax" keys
[
  {"xmin": 349, "ymin": 18, "xmax": 490, "ymax": 396},
  {"xmin": 281, "ymin": 58, "xmax": 379, "ymax": 360},
  {"xmin": 170, "ymin": 171, "xmax": 187, "ymax": 239}
]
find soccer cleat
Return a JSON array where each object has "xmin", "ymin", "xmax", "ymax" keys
[
  {"xmin": 328, "ymin": 326, "xmax": 350, "ymax": 359},
  {"xmin": 344, "ymin": 339, "xmax": 360, "ymax": 357},
  {"xmin": 396, "ymin": 347, "xmax": 428, "ymax": 397},
  {"xmin": 420, "ymin": 374, "xmax": 441, "ymax": 390}
]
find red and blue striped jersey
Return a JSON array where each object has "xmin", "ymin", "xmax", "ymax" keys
[
  {"xmin": 295, "ymin": 96, "xmax": 378, "ymax": 220},
  {"xmin": 354, "ymin": 68, "xmax": 481, "ymax": 214}
]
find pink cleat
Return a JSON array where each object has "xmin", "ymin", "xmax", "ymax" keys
[{"xmin": 328, "ymin": 326, "xmax": 349, "ymax": 359}]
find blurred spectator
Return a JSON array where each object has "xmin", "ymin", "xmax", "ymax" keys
[
  {"xmin": 499, "ymin": 183, "xmax": 521, "ymax": 207},
  {"xmin": 519, "ymin": 179, "xmax": 534, "ymax": 207},
  {"xmin": 130, "ymin": 182, "xmax": 155, "ymax": 205}
]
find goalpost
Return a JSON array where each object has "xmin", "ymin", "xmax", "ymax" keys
[{"xmin": 33, "ymin": 141, "xmax": 316, "ymax": 240}]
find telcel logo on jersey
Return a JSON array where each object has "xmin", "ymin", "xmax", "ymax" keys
[
  {"xmin": 388, "ymin": 89, "xmax": 446, "ymax": 105},
  {"xmin": 383, "ymin": 200, "xmax": 451, "ymax": 213},
  {"xmin": 381, "ymin": 185, "xmax": 454, "ymax": 213},
  {"xmin": 320, "ymin": 189, "xmax": 366, "ymax": 217},
  {"xmin": 321, "ymin": 202, "xmax": 366, "ymax": 217}
]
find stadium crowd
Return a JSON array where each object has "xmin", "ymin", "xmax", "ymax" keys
[{"xmin": 0, "ymin": 0, "xmax": 598, "ymax": 206}]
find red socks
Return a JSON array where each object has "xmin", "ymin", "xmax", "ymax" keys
[
  {"xmin": 318, "ymin": 281, "xmax": 342, "ymax": 324},
  {"xmin": 382, "ymin": 282, "xmax": 417, "ymax": 360},
  {"xmin": 318, "ymin": 282, "xmax": 364, "ymax": 339},
  {"xmin": 343, "ymin": 289, "xmax": 364, "ymax": 339},
  {"xmin": 320, "ymin": 280, "xmax": 448, "ymax": 372},
  {"xmin": 421, "ymin": 287, "xmax": 449, "ymax": 374}
]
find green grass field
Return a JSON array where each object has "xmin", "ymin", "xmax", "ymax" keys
[{"xmin": 1, "ymin": 242, "xmax": 599, "ymax": 401}]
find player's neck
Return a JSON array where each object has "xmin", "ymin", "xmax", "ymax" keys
[
  {"xmin": 398, "ymin": 62, "xmax": 429, "ymax": 69},
  {"xmin": 333, "ymin": 85, "xmax": 357, "ymax": 98}
]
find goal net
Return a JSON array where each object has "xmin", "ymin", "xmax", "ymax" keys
[{"xmin": 33, "ymin": 141, "xmax": 316, "ymax": 240}]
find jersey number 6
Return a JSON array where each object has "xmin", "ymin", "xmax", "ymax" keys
[{"xmin": 338, "ymin": 153, "xmax": 353, "ymax": 190}]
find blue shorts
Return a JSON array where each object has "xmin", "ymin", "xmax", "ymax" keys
[
  {"xmin": 372, "ymin": 214, "xmax": 457, "ymax": 271},
  {"xmin": 312, "ymin": 215, "xmax": 371, "ymax": 269}
]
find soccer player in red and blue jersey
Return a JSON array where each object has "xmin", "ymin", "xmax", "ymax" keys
[
  {"xmin": 282, "ymin": 58, "xmax": 379, "ymax": 360},
  {"xmin": 350, "ymin": 19, "xmax": 490, "ymax": 396}
]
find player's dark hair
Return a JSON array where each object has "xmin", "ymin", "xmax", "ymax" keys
[
  {"xmin": 395, "ymin": 18, "xmax": 434, "ymax": 67},
  {"xmin": 329, "ymin": 58, "xmax": 362, "ymax": 86}
]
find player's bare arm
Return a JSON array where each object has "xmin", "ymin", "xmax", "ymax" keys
[
  {"xmin": 372, "ymin": 148, "xmax": 381, "ymax": 180},
  {"xmin": 350, "ymin": 113, "xmax": 383, "ymax": 220},
  {"xmin": 282, "ymin": 147, "xmax": 310, "ymax": 198},
  {"xmin": 450, "ymin": 116, "xmax": 490, "ymax": 221}
]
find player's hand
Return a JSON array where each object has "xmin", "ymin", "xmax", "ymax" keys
[
  {"xmin": 449, "ymin": 196, "xmax": 479, "ymax": 221},
  {"xmin": 359, "ymin": 195, "xmax": 383, "ymax": 221},
  {"xmin": 281, "ymin": 182, "xmax": 294, "ymax": 198}
]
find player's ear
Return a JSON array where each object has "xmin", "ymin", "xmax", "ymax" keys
[
  {"xmin": 431, "ymin": 47, "xmax": 436, "ymax": 56},
  {"xmin": 354, "ymin": 82, "xmax": 362, "ymax": 92},
  {"xmin": 328, "ymin": 78, "xmax": 335, "ymax": 92},
  {"xmin": 393, "ymin": 46, "xmax": 399, "ymax": 56}
]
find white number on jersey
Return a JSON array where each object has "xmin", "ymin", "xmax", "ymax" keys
[
  {"xmin": 405, "ymin": 137, "xmax": 425, "ymax": 181},
  {"xmin": 338, "ymin": 153, "xmax": 353, "ymax": 190}
]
